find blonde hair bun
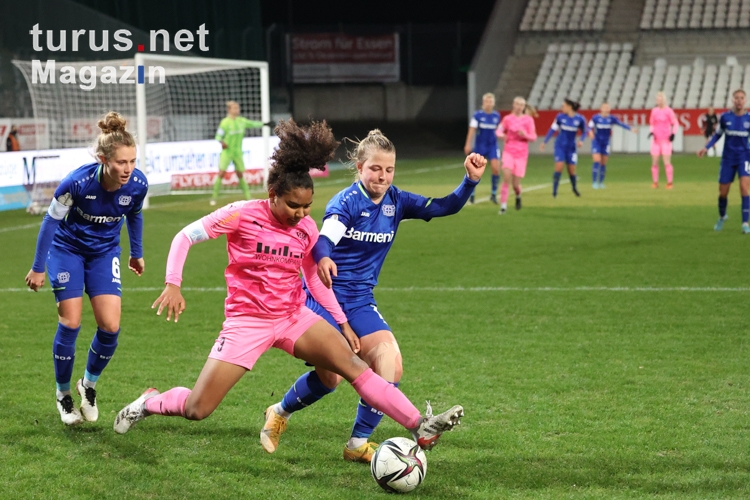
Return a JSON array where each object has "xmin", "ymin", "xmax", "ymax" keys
[{"xmin": 97, "ymin": 112, "xmax": 128, "ymax": 135}]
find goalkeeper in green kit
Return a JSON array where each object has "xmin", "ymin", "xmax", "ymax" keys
[{"xmin": 211, "ymin": 100, "xmax": 271, "ymax": 205}]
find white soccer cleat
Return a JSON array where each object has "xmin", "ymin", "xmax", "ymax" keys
[
  {"xmin": 76, "ymin": 379, "xmax": 98, "ymax": 422},
  {"xmin": 113, "ymin": 388, "xmax": 159, "ymax": 434},
  {"xmin": 57, "ymin": 394, "xmax": 83, "ymax": 426},
  {"xmin": 411, "ymin": 401, "xmax": 463, "ymax": 451}
]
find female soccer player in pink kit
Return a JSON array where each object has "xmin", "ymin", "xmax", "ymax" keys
[
  {"xmin": 496, "ymin": 97, "xmax": 537, "ymax": 213},
  {"xmin": 113, "ymin": 120, "xmax": 464, "ymax": 452},
  {"xmin": 649, "ymin": 92, "xmax": 679, "ymax": 189}
]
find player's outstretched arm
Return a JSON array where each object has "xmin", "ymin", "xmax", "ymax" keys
[
  {"xmin": 153, "ymin": 228, "xmax": 194, "ymax": 323},
  {"xmin": 154, "ymin": 208, "xmax": 237, "ymax": 322},
  {"xmin": 464, "ymin": 152, "xmax": 487, "ymax": 181},
  {"xmin": 401, "ymin": 154, "xmax": 486, "ymax": 221},
  {"xmin": 26, "ymin": 193, "xmax": 72, "ymax": 291},
  {"xmin": 152, "ymin": 284, "xmax": 185, "ymax": 323}
]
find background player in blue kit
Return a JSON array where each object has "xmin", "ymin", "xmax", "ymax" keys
[
  {"xmin": 24, "ymin": 112, "xmax": 148, "ymax": 425},
  {"xmin": 464, "ymin": 92, "xmax": 500, "ymax": 204},
  {"xmin": 540, "ymin": 98, "xmax": 588, "ymax": 198},
  {"xmin": 697, "ymin": 89, "xmax": 750, "ymax": 233},
  {"xmin": 260, "ymin": 129, "xmax": 486, "ymax": 463},
  {"xmin": 588, "ymin": 102, "xmax": 638, "ymax": 189}
]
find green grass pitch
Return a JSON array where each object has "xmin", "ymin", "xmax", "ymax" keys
[{"xmin": 1, "ymin": 153, "xmax": 749, "ymax": 499}]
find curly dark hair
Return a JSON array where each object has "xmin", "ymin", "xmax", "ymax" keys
[{"xmin": 267, "ymin": 119, "xmax": 339, "ymax": 196}]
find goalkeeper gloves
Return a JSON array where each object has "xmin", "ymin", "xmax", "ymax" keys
[
  {"xmin": 263, "ymin": 121, "xmax": 276, "ymax": 129},
  {"xmin": 669, "ymin": 133, "xmax": 675, "ymax": 142}
]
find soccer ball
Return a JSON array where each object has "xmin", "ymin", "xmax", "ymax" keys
[
  {"xmin": 26, "ymin": 201, "xmax": 45, "ymax": 215},
  {"xmin": 371, "ymin": 437, "xmax": 427, "ymax": 493}
]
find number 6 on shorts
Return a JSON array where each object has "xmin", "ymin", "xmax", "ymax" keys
[{"xmin": 112, "ymin": 256, "xmax": 121, "ymax": 279}]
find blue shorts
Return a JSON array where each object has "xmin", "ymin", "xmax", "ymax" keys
[
  {"xmin": 47, "ymin": 246, "xmax": 122, "ymax": 302},
  {"xmin": 474, "ymin": 144, "xmax": 500, "ymax": 161},
  {"xmin": 719, "ymin": 161, "xmax": 750, "ymax": 184},
  {"xmin": 554, "ymin": 145, "xmax": 578, "ymax": 165},
  {"xmin": 591, "ymin": 139, "xmax": 610, "ymax": 156},
  {"xmin": 305, "ymin": 293, "xmax": 390, "ymax": 338}
]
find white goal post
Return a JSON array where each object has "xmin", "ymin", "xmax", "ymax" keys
[{"xmin": 13, "ymin": 54, "xmax": 272, "ymax": 208}]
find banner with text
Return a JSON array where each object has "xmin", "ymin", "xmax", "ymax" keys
[
  {"xmin": 0, "ymin": 136, "xmax": 300, "ymax": 211},
  {"xmin": 526, "ymin": 109, "xmax": 725, "ymax": 136},
  {"xmin": 290, "ymin": 33, "xmax": 400, "ymax": 83}
]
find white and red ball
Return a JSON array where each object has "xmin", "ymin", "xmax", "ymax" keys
[{"xmin": 370, "ymin": 437, "xmax": 427, "ymax": 493}]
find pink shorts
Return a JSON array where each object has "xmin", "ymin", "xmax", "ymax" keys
[
  {"xmin": 208, "ymin": 306, "xmax": 324, "ymax": 370},
  {"xmin": 502, "ymin": 151, "xmax": 528, "ymax": 178},
  {"xmin": 651, "ymin": 140, "xmax": 672, "ymax": 156}
]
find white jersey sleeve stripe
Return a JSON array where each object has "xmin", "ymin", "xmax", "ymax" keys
[
  {"xmin": 469, "ymin": 118, "xmax": 479, "ymax": 128},
  {"xmin": 320, "ymin": 217, "xmax": 348, "ymax": 245}
]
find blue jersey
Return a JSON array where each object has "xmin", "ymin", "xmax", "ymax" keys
[
  {"xmin": 50, "ymin": 163, "xmax": 148, "ymax": 257},
  {"xmin": 545, "ymin": 113, "xmax": 588, "ymax": 148},
  {"xmin": 314, "ymin": 177, "xmax": 477, "ymax": 307},
  {"xmin": 588, "ymin": 114, "xmax": 631, "ymax": 145},
  {"xmin": 470, "ymin": 110, "xmax": 501, "ymax": 149},
  {"xmin": 707, "ymin": 110, "xmax": 750, "ymax": 167}
]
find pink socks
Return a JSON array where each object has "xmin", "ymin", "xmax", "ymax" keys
[
  {"xmin": 351, "ymin": 368, "xmax": 421, "ymax": 429},
  {"xmin": 665, "ymin": 164, "xmax": 674, "ymax": 184},
  {"xmin": 500, "ymin": 184, "xmax": 509, "ymax": 205},
  {"xmin": 144, "ymin": 387, "xmax": 191, "ymax": 417}
]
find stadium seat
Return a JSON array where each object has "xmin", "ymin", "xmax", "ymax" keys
[
  {"xmin": 520, "ymin": 0, "xmax": 610, "ymax": 31},
  {"xmin": 640, "ymin": 0, "xmax": 750, "ymax": 30}
]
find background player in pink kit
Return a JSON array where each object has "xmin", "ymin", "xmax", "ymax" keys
[
  {"xmin": 113, "ymin": 120, "xmax": 463, "ymax": 452},
  {"xmin": 649, "ymin": 92, "xmax": 679, "ymax": 189},
  {"xmin": 496, "ymin": 97, "xmax": 537, "ymax": 214}
]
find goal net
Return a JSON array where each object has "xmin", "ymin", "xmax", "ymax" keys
[
  {"xmin": 13, "ymin": 54, "xmax": 271, "ymax": 203},
  {"xmin": 22, "ymin": 154, "xmax": 66, "ymax": 215}
]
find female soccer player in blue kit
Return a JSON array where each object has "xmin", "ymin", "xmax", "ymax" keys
[
  {"xmin": 588, "ymin": 102, "xmax": 638, "ymax": 189},
  {"xmin": 464, "ymin": 92, "xmax": 500, "ymax": 204},
  {"xmin": 540, "ymin": 98, "xmax": 588, "ymax": 197},
  {"xmin": 260, "ymin": 129, "xmax": 486, "ymax": 462},
  {"xmin": 698, "ymin": 89, "xmax": 750, "ymax": 233},
  {"xmin": 25, "ymin": 112, "xmax": 148, "ymax": 425}
]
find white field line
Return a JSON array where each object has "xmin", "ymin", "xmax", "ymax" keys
[
  {"xmin": 0, "ymin": 222, "xmax": 41, "ymax": 233},
  {"xmin": 147, "ymin": 162, "xmax": 466, "ymax": 211},
  {"xmin": 2, "ymin": 286, "xmax": 750, "ymax": 293},
  {"xmin": 470, "ymin": 179, "xmax": 569, "ymax": 205}
]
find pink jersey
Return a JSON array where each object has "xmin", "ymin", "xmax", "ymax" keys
[
  {"xmin": 649, "ymin": 106, "xmax": 678, "ymax": 142},
  {"xmin": 165, "ymin": 199, "xmax": 346, "ymax": 322},
  {"xmin": 496, "ymin": 114, "xmax": 537, "ymax": 157}
]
